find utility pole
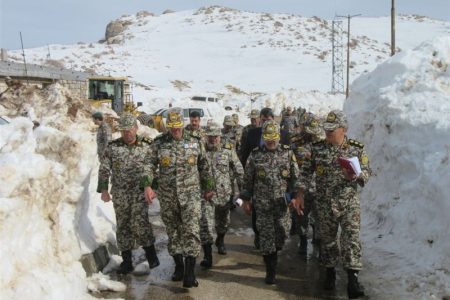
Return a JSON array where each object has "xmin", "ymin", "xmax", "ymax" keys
[
  {"xmin": 337, "ymin": 14, "xmax": 361, "ymax": 99},
  {"xmin": 391, "ymin": 0, "xmax": 396, "ymax": 56},
  {"xmin": 19, "ymin": 32, "xmax": 29, "ymax": 84}
]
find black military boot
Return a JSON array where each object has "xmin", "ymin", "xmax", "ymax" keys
[
  {"xmin": 183, "ymin": 256, "xmax": 199, "ymax": 288},
  {"xmin": 171, "ymin": 254, "xmax": 184, "ymax": 281},
  {"xmin": 143, "ymin": 245, "xmax": 160, "ymax": 269},
  {"xmin": 215, "ymin": 233, "xmax": 227, "ymax": 255},
  {"xmin": 324, "ymin": 267, "xmax": 336, "ymax": 290},
  {"xmin": 347, "ymin": 269, "xmax": 365, "ymax": 299},
  {"xmin": 117, "ymin": 250, "xmax": 133, "ymax": 275},
  {"xmin": 200, "ymin": 243, "xmax": 213, "ymax": 268},
  {"xmin": 263, "ymin": 252, "xmax": 277, "ymax": 284},
  {"xmin": 298, "ymin": 235, "xmax": 308, "ymax": 255}
]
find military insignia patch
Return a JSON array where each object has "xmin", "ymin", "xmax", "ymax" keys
[
  {"xmin": 281, "ymin": 169, "xmax": 290, "ymax": 178},
  {"xmin": 257, "ymin": 168, "xmax": 266, "ymax": 178},
  {"xmin": 316, "ymin": 165, "xmax": 325, "ymax": 175},
  {"xmin": 310, "ymin": 120, "xmax": 318, "ymax": 127},
  {"xmin": 187, "ymin": 155, "xmax": 196, "ymax": 165},
  {"xmin": 361, "ymin": 154, "xmax": 369, "ymax": 165},
  {"xmin": 327, "ymin": 112, "xmax": 336, "ymax": 122},
  {"xmin": 161, "ymin": 156, "xmax": 171, "ymax": 167}
]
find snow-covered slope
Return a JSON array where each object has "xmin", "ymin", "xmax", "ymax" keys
[
  {"xmin": 346, "ymin": 36, "xmax": 450, "ymax": 299},
  {"xmin": 7, "ymin": 7, "xmax": 450, "ymax": 114}
]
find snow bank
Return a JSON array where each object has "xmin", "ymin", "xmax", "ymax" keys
[
  {"xmin": 345, "ymin": 36, "xmax": 450, "ymax": 299},
  {"xmin": 0, "ymin": 83, "xmax": 118, "ymax": 299}
]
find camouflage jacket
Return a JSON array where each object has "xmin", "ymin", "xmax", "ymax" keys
[
  {"xmin": 206, "ymin": 143, "xmax": 244, "ymax": 205},
  {"xmin": 96, "ymin": 121, "xmax": 112, "ymax": 157},
  {"xmin": 185, "ymin": 124, "xmax": 206, "ymax": 143},
  {"xmin": 241, "ymin": 144, "xmax": 304, "ymax": 203},
  {"xmin": 280, "ymin": 115, "xmax": 299, "ymax": 134},
  {"xmin": 143, "ymin": 131, "xmax": 214, "ymax": 194},
  {"xmin": 300, "ymin": 137, "xmax": 371, "ymax": 197},
  {"xmin": 97, "ymin": 135, "xmax": 151, "ymax": 194},
  {"xmin": 221, "ymin": 128, "xmax": 239, "ymax": 150},
  {"xmin": 292, "ymin": 134, "xmax": 324, "ymax": 192}
]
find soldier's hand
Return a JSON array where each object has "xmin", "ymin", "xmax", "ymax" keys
[
  {"xmin": 342, "ymin": 168, "xmax": 357, "ymax": 181},
  {"xmin": 203, "ymin": 191, "xmax": 214, "ymax": 201},
  {"xmin": 101, "ymin": 190, "xmax": 111, "ymax": 202},
  {"xmin": 291, "ymin": 197, "xmax": 304, "ymax": 216},
  {"xmin": 242, "ymin": 201, "xmax": 252, "ymax": 215},
  {"xmin": 145, "ymin": 187, "xmax": 156, "ymax": 204}
]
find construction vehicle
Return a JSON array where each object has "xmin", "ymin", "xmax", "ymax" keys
[{"xmin": 88, "ymin": 76, "xmax": 141, "ymax": 115}]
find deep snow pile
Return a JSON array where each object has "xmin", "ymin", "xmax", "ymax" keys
[
  {"xmin": 345, "ymin": 36, "xmax": 450, "ymax": 298},
  {"xmin": 0, "ymin": 83, "xmax": 121, "ymax": 299}
]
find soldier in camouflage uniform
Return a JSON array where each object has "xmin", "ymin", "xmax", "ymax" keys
[
  {"xmin": 97, "ymin": 113, "xmax": 159, "ymax": 275},
  {"xmin": 232, "ymin": 113, "xmax": 244, "ymax": 153},
  {"xmin": 221, "ymin": 115, "xmax": 238, "ymax": 149},
  {"xmin": 143, "ymin": 107, "xmax": 214, "ymax": 288},
  {"xmin": 240, "ymin": 120, "xmax": 305, "ymax": 285},
  {"xmin": 92, "ymin": 112, "xmax": 112, "ymax": 159},
  {"xmin": 298, "ymin": 110, "xmax": 371, "ymax": 299},
  {"xmin": 291, "ymin": 114, "xmax": 325, "ymax": 255},
  {"xmin": 199, "ymin": 121, "xmax": 244, "ymax": 268},
  {"xmin": 280, "ymin": 106, "xmax": 299, "ymax": 139},
  {"xmin": 185, "ymin": 110, "xmax": 206, "ymax": 143},
  {"xmin": 239, "ymin": 109, "xmax": 260, "ymax": 163}
]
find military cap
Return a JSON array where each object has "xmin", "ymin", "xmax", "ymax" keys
[
  {"xmin": 118, "ymin": 113, "xmax": 137, "ymax": 130},
  {"xmin": 262, "ymin": 120, "xmax": 280, "ymax": 141},
  {"xmin": 323, "ymin": 110, "xmax": 348, "ymax": 131},
  {"xmin": 166, "ymin": 107, "xmax": 184, "ymax": 128},
  {"xmin": 92, "ymin": 112, "xmax": 103, "ymax": 120},
  {"xmin": 223, "ymin": 115, "xmax": 235, "ymax": 126},
  {"xmin": 304, "ymin": 114, "xmax": 323, "ymax": 136},
  {"xmin": 137, "ymin": 113, "xmax": 153, "ymax": 126},
  {"xmin": 249, "ymin": 109, "xmax": 259, "ymax": 118},
  {"xmin": 205, "ymin": 121, "xmax": 221, "ymax": 136}
]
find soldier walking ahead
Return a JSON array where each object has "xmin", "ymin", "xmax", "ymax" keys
[
  {"xmin": 199, "ymin": 121, "xmax": 244, "ymax": 268},
  {"xmin": 97, "ymin": 113, "xmax": 159, "ymax": 275},
  {"xmin": 240, "ymin": 120, "xmax": 305, "ymax": 285},
  {"xmin": 298, "ymin": 110, "xmax": 371, "ymax": 299},
  {"xmin": 144, "ymin": 107, "xmax": 214, "ymax": 288}
]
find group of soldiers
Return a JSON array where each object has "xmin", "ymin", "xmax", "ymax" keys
[{"xmin": 93, "ymin": 103, "xmax": 371, "ymax": 299}]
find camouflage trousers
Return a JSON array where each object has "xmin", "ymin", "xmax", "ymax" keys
[
  {"xmin": 159, "ymin": 190, "xmax": 202, "ymax": 257},
  {"xmin": 255, "ymin": 197, "xmax": 291, "ymax": 255},
  {"xmin": 295, "ymin": 192, "xmax": 319, "ymax": 238},
  {"xmin": 200, "ymin": 200, "xmax": 231, "ymax": 245},
  {"xmin": 317, "ymin": 192, "xmax": 362, "ymax": 270},
  {"xmin": 112, "ymin": 190, "xmax": 155, "ymax": 251}
]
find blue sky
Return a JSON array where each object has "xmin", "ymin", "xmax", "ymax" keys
[{"xmin": 1, "ymin": 0, "xmax": 449, "ymax": 50}]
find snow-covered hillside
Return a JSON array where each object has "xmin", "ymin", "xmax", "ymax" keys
[
  {"xmin": 7, "ymin": 6, "xmax": 450, "ymax": 114},
  {"xmin": 1, "ymin": 5, "xmax": 449, "ymax": 300}
]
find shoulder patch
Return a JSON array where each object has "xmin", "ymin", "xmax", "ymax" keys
[
  {"xmin": 223, "ymin": 143, "xmax": 233, "ymax": 150},
  {"xmin": 282, "ymin": 144, "xmax": 290, "ymax": 150},
  {"xmin": 142, "ymin": 137, "xmax": 153, "ymax": 145},
  {"xmin": 348, "ymin": 139, "xmax": 364, "ymax": 148}
]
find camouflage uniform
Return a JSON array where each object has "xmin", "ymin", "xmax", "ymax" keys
[
  {"xmin": 241, "ymin": 122, "xmax": 304, "ymax": 255},
  {"xmin": 232, "ymin": 114, "xmax": 244, "ymax": 153},
  {"xmin": 301, "ymin": 111, "xmax": 371, "ymax": 270},
  {"xmin": 200, "ymin": 125, "xmax": 244, "ymax": 245},
  {"xmin": 144, "ymin": 111, "xmax": 214, "ymax": 258},
  {"xmin": 221, "ymin": 115, "xmax": 238, "ymax": 150},
  {"xmin": 185, "ymin": 124, "xmax": 206, "ymax": 144},
  {"xmin": 96, "ymin": 121, "xmax": 112, "ymax": 158},
  {"xmin": 280, "ymin": 108, "xmax": 299, "ymax": 138},
  {"xmin": 292, "ymin": 115, "xmax": 325, "ymax": 237},
  {"xmin": 97, "ymin": 133, "xmax": 154, "ymax": 252}
]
